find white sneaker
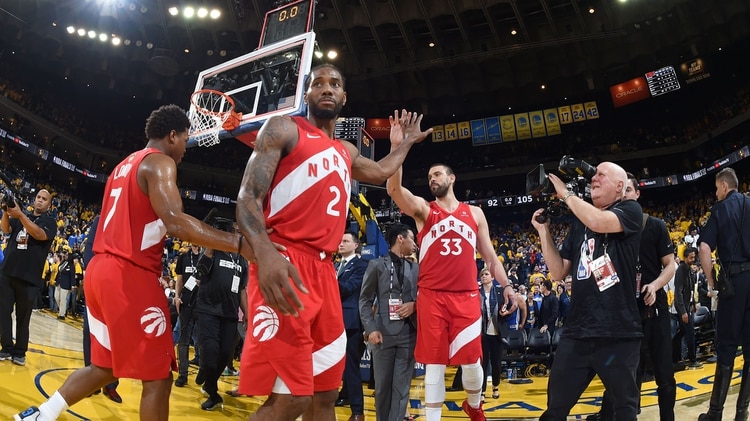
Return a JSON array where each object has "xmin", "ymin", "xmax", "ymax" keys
[{"xmin": 14, "ymin": 406, "xmax": 41, "ymax": 421}]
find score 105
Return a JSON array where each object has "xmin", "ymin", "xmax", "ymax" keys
[{"xmin": 484, "ymin": 195, "xmax": 539, "ymax": 208}]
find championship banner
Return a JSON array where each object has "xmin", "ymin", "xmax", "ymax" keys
[
  {"xmin": 444, "ymin": 123, "xmax": 458, "ymax": 141},
  {"xmin": 557, "ymin": 105, "xmax": 573, "ymax": 124},
  {"xmin": 529, "ymin": 110, "xmax": 547, "ymax": 138},
  {"xmin": 500, "ymin": 115, "xmax": 516, "ymax": 141},
  {"xmin": 544, "ymin": 109, "xmax": 561, "ymax": 135},
  {"xmin": 514, "ymin": 113, "xmax": 531, "ymax": 140},
  {"xmin": 432, "ymin": 125, "xmax": 445, "ymax": 142},
  {"xmin": 610, "ymin": 76, "xmax": 650, "ymax": 108},
  {"xmin": 584, "ymin": 101, "xmax": 599, "ymax": 120},
  {"xmin": 471, "ymin": 119, "xmax": 487, "ymax": 145},
  {"xmin": 457, "ymin": 121, "xmax": 471, "ymax": 139},
  {"xmin": 485, "ymin": 117, "xmax": 502, "ymax": 144},
  {"xmin": 571, "ymin": 104, "xmax": 586, "ymax": 122}
]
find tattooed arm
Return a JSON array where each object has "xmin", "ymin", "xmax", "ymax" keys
[{"xmin": 236, "ymin": 116, "xmax": 308, "ymax": 316}]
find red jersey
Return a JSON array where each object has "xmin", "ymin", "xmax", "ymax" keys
[
  {"xmin": 93, "ymin": 148, "xmax": 166, "ymax": 273},
  {"xmin": 265, "ymin": 116, "xmax": 352, "ymax": 253},
  {"xmin": 417, "ymin": 201, "xmax": 478, "ymax": 292}
]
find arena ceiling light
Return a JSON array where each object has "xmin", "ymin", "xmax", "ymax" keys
[{"xmin": 168, "ymin": 5, "xmax": 221, "ymax": 19}]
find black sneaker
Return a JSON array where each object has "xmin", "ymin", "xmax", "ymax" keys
[
  {"xmin": 0, "ymin": 350, "xmax": 11, "ymax": 361},
  {"xmin": 12, "ymin": 356, "xmax": 25, "ymax": 366},
  {"xmin": 14, "ymin": 406, "xmax": 41, "ymax": 421},
  {"xmin": 201, "ymin": 395, "xmax": 223, "ymax": 411},
  {"xmin": 175, "ymin": 375, "xmax": 188, "ymax": 387}
]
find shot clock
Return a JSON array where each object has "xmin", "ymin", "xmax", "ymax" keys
[{"xmin": 259, "ymin": 0, "xmax": 314, "ymax": 48}]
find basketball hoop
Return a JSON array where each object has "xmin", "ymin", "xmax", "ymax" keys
[{"xmin": 189, "ymin": 89, "xmax": 243, "ymax": 147}]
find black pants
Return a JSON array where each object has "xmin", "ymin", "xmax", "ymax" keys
[
  {"xmin": 481, "ymin": 333, "xmax": 503, "ymax": 393},
  {"xmin": 541, "ymin": 337, "xmax": 640, "ymax": 421},
  {"xmin": 672, "ymin": 312, "xmax": 697, "ymax": 362},
  {"xmin": 177, "ymin": 304, "xmax": 198, "ymax": 377},
  {"xmin": 197, "ymin": 313, "xmax": 237, "ymax": 398},
  {"xmin": 342, "ymin": 327, "xmax": 365, "ymax": 414},
  {"xmin": 715, "ymin": 271, "xmax": 750, "ymax": 367},
  {"xmin": 0, "ymin": 275, "xmax": 38, "ymax": 358},
  {"xmin": 602, "ymin": 311, "xmax": 675, "ymax": 420}
]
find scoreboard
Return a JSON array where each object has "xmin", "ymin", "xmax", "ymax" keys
[{"xmin": 645, "ymin": 66, "xmax": 681, "ymax": 97}]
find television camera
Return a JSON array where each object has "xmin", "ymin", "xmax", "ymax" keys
[
  {"xmin": 526, "ymin": 156, "xmax": 597, "ymax": 223},
  {"xmin": 0, "ymin": 171, "xmax": 20, "ymax": 210}
]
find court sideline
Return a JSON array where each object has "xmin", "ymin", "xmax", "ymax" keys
[{"xmin": 0, "ymin": 310, "xmax": 744, "ymax": 420}]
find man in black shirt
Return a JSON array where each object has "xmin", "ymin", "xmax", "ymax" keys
[
  {"xmin": 193, "ymin": 220, "xmax": 248, "ymax": 411},
  {"xmin": 589, "ymin": 173, "xmax": 677, "ymax": 420},
  {"xmin": 532, "ymin": 162, "xmax": 643, "ymax": 420},
  {"xmin": 0, "ymin": 189, "xmax": 56, "ymax": 366},
  {"xmin": 673, "ymin": 247, "xmax": 702, "ymax": 369},
  {"xmin": 535, "ymin": 280, "xmax": 559, "ymax": 337},
  {"xmin": 698, "ymin": 168, "xmax": 750, "ymax": 421},
  {"xmin": 174, "ymin": 243, "xmax": 203, "ymax": 387}
]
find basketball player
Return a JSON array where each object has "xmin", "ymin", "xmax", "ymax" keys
[
  {"xmin": 386, "ymin": 162, "xmax": 516, "ymax": 421},
  {"xmin": 235, "ymin": 63, "xmax": 432, "ymax": 421},
  {"xmin": 16, "ymin": 105, "xmax": 256, "ymax": 421}
]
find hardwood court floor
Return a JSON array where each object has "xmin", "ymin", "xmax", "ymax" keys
[{"xmin": 0, "ymin": 310, "xmax": 745, "ymax": 420}]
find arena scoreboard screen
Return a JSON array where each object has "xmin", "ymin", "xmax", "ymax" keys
[
  {"xmin": 645, "ymin": 66, "xmax": 681, "ymax": 97},
  {"xmin": 260, "ymin": 0, "xmax": 313, "ymax": 48}
]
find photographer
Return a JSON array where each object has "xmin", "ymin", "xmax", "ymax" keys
[
  {"xmin": 531, "ymin": 162, "xmax": 643, "ymax": 420},
  {"xmin": 0, "ymin": 189, "xmax": 57, "ymax": 366}
]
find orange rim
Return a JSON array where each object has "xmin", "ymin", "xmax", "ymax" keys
[{"xmin": 190, "ymin": 89, "xmax": 242, "ymax": 132}]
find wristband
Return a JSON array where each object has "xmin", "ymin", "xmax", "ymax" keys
[
  {"xmin": 562, "ymin": 191, "xmax": 575, "ymax": 202},
  {"xmin": 504, "ymin": 284, "xmax": 514, "ymax": 290}
]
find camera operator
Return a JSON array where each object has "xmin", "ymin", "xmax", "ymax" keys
[
  {"xmin": 0, "ymin": 189, "xmax": 57, "ymax": 366},
  {"xmin": 531, "ymin": 162, "xmax": 643, "ymax": 420}
]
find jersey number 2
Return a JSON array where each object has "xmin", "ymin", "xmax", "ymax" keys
[{"xmin": 326, "ymin": 186, "xmax": 341, "ymax": 217}]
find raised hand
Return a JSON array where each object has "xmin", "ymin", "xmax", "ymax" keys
[{"xmin": 389, "ymin": 109, "xmax": 433, "ymax": 149}]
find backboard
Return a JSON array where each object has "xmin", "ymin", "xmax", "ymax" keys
[{"xmin": 187, "ymin": 31, "xmax": 316, "ymax": 147}]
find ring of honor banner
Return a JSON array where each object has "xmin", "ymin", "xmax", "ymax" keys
[
  {"xmin": 457, "ymin": 122, "xmax": 471, "ymax": 140},
  {"xmin": 432, "ymin": 125, "xmax": 445, "ymax": 142},
  {"xmin": 444, "ymin": 123, "xmax": 458, "ymax": 141}
]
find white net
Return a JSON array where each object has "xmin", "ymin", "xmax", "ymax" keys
[{"xmin": 189, "ymin": 90, "xmax": 234, "ymax": 147}]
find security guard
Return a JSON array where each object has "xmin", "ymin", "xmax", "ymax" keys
[
  {"xmin": 698, "ymin": 167, "xmax": 750, "ymax": 421},
  {"xmin": 193, "ymin": 219, "xmax": 248, "ymax": 411}
]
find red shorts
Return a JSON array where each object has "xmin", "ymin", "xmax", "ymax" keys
[
  {"xmin": 84, "ymin": 254, "xmax": 176, "ymax": 380},
  {"xmin": 239, "ymin": 246, "xmax": 346, "ymax": 396},
  {"xmin": 415, "ymin": 288, "xmax": 482, "ymax": 365}
]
